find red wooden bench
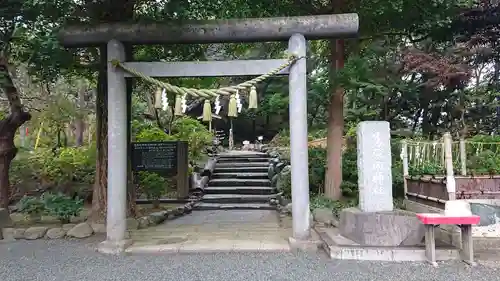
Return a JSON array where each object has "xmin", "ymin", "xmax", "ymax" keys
[{"xmin": 416, "ymin": 213, "xmax": 480, "ymax": 266}]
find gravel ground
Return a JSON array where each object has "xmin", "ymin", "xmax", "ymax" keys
[{"xmin": 1, "ymin": 239, "xmax": 500, "ymax": 281}]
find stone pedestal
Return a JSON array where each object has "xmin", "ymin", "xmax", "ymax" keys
[{"xmin": 339, "ymin": 207, "xmax": 425, "ymax": 246}]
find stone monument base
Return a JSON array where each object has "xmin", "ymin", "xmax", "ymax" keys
[{"xmin": 339, "ymin": 207, "xmax": 425, "ymax": 246}]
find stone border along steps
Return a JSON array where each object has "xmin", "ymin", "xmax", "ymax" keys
[
  {"xmin": 194, "ymin": 152, "xmax": 279, "ymax": 211},
  {"xmin": 0, "ymin": 197, "xmax": 202, "ymax": 241}
]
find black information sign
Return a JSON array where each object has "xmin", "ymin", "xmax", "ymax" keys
[{"xmin": 131, "ymin": 141, "xmax": 185, "ymax": 176}]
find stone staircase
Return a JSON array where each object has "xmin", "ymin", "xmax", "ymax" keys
[{"xmin": 194, "ymin": 151, "xmax": 278, "ymax": 210}]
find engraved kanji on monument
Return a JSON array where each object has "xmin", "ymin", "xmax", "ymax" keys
[{"xmin": 357, "ymin": 121, "xmax": 393, "ymax": 212}]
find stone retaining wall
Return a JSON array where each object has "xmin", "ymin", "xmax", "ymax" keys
[{"xmin": 0, "ymin": 197, "xmax": 201, "ymax": 241}]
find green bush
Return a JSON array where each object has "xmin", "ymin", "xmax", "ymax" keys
[
  {"xmin": 409, "ymin": 161, "xmax": 444, "ymax": 176},
  {"xmin": 275, "ymin": 147, "xmax": 327, "ymax": 198},
  {"xmin": 469, "ymin": 134, "xmax": 500, "ymax": 144},
  {"xmin": 340, "ymin": 146, "xmax": 358, "ymax": 197},
  {"xmin": 16, "ymin": 193, "xmax": 83, "ymax": 223},
  {"xmin": 308, "ymin": 147, "xmax": 327, "ymax": 195},
  {"xmin": 136, "ymin": 126, "xmax": 175, "ymax": 142},
  {"xmin": 277, "ymin": 168, "xmax": 291, "ymax": 198},
  {"xmin": 310, "ymin": 195, "xmax": 358, "ymax": 217},
  {"xmin": 137, "ymin": 171, "xmax": 167, "ymax": 207},
  {"xmin": 41, "ymin": 192, "xmax": 83, "ymax": 223},
  {"xmin": 171, "ymin": 117, "xmax": 213, "ymax": 161},
  {"xmin": 16, "ymin": 196, "xmax": 45, "ymax": 216},
  {"xmin": 269, "ymin": 128, "xmax": 290, "ymax": 147},
  {"xmin": 468, "ymin": 150, "xmax": 500, "ymax": 175},
  {"xmin": 391, "ymin": 160, "xmax": 405, "ymax": 198},
  {"xmin": 9, "ymin": 154, "xmax": 34, "ymax": 187},
  {"xmin": 135, "ymin": 117, "xmax": 213, "ymax": 161},
  {"xmin": 27, "ymin": 146, "xmax": 96, "ymax": 185}
]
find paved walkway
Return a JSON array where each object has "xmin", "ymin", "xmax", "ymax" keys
[
  {"xmin": 128, "ymin": 210, "xmax": 292, "ymax": 253},
  {"xmin": 1, "ymin": 239, "xmax": 500, "ymax": 281}
]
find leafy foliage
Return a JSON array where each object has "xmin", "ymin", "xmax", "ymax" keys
[
  {"xmin": 16, "ymin": 195, "xmax": 45, "ymax": 216},
  {"xmin": 137, "ymin": 171, "xmax": 167, "ymax": 204},
  {"xmin": 467, "ymin": 150, "xmax": 500, "ymax": 175},
  {"xmin": 16, "ymin": 193, "xmax": 83, "ymax": 222},
  {"xmin": 136, "ymin": 126, "xmax": 175, "ymax": 142},
  {"xmin": 135, "ymin": 116, "xmax": 212, "ymax": 161},
  {"xmin": 310, "ymin": 195, "xmax": 358, "ymax": 217},
  {"xmin": 171, "ymin": 117, "xmax": 213, "ymax": 160},
  {"xmin": 29, "ymin": 146, "xmax": 96, "ymax": 185},
  {"xmin": 308, "ymin": 147, "xmax": 327, "ymax": 195},
  {"xmin": 41, "ymin": 192, "xmax": 83, "ymax": 223}
]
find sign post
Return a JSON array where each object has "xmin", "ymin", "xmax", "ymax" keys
[{"xmin": 131, "ymin": 141, "xmax": 189, "ymax": 198}]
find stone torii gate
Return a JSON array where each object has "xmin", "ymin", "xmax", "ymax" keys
[{"xmin": 58, "ymin": 14, "xmax": 359, "ymax": 253}]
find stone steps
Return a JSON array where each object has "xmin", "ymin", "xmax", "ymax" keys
[
  {"xmin": 207, "ymin": 178, "xmax": 271, "ymax": 187},
  {"xmin": 193, "ymin": 202, "xmax": 276, "ymax": 211},
  {"xmin": 214, "ymin": 166, "xmax": 269, "ymax": 173},
  {"xmin": 211, "ymin": 172, "xmax": 268, "ymax": 179},
  {"xmin": 218, "ymin": 152, "xmax": 268, "ymax": 158},
  {"xmin": 204, "ymin": 186, "xmax": 276, "ymax": 195},
  {"xmin": 196, "ymin": 152, "xmax": 276, "ymax": 211},
  {"xmin": 215, "ymin": 162, "xmax": 269, "ymax": 168},
  {"xmin": 216, "ymin": 157, "xmax": 270, "ymax": 163},
  {"xmin": 201, "ymin": 194, "xmax": 276, "ymax": 204}
]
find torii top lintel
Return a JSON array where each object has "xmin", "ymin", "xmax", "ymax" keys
[{"xmin": 58, "ymin": 14, "xmax": 359, "ymax": 47}]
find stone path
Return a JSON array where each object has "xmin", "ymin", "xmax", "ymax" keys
[
  {"xmin": 2, "ymin": 239, "xmax": 500, "ymax": 281},
  {"xmin": 127, "ymin": 151, "xmax": 290, "ymax": 253},
  {"xmin": 127, "ymin": 209, "xmax": 292, "ymax": 253}
]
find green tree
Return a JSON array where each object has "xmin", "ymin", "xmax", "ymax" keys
[{"xmin": 0, "ymin": 0, "xmax": 74, "ymax": 207}]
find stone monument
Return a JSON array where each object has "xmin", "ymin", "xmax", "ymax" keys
[
  {"xmin": 357, "ymin": 121, "xmax": 393, "ymax": 212},
  {"xmin": 338, "ymin": 121, "xmax": 425, "ymax": 246}
]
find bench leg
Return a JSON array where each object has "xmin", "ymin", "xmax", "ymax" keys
[
  {"xmin": 460, "ymin": 225, "xmax": 476, "ymax": 266},
  {"xmin": 424, "ymin": 224, "xmax": 438, "ymax": 267}
]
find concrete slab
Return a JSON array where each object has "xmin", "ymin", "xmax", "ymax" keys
[
  {"xmin": 193, "ymin": 202, "xmax": 275, "ymax": 210},
  {"xmin": 317, "ymin": 226, "xmax": 459, "ymax": 262},
  {"xmin": 126, "ymin": 238, "xmax": 290, "ymax": 254},
  {"xmin": 127, "ymin": 210, "xmax": 292, "ymax": 254}
]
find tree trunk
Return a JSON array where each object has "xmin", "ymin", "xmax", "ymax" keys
[
  {"xmin": 152, "ymin": 199, "xmax": 160, "ymax": 209},
  {"xmin": 125, "ymin": 45, "xmax": 137, "ymax": 218},
  {"xmin": 0, "ymin": 60, "xmax": 31, "ymax": 208},
  {"xmin": 90, "ymin": 46, "xmax": 108, "ymax": 223},
  {"xmin": 0, "ymin": 135, "xmax": 15, "ymax": 208},
  {"xmin": 57, "ymin": 129, "xmax": 61, "ymax": 147},
  {"xmin": 324, "ymin": 39, "xmax": 345, "ymax": 200}
]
